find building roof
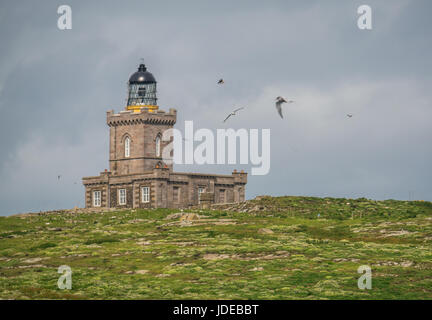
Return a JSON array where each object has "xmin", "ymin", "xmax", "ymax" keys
[{"xmin": 128, "ymin": 64, "xmax": 156, "ymax": 84}]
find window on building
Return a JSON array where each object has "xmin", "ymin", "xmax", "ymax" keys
[
  {"xmin": 93, "ymin": 191, "xmax": 101, "ymax": 207},
  {"xmin": 155, "ymin": 135, "xmax": 161, "ymax": 157},
  {"xmin": 125, "ymin": 137, "xmax": 130, "ymax": 158},
  {"xmin": 141, "ymin": 186, "xmax": 150, "ymax": 203},
  {"xmin": 173, "ymin": 186, "xmax": 180, "ymax": 203},
  {"xmin": 198, "ymin": 187, "xmax": 205, "ymax": 204},
  {"xmin": 138, "ymin": 86, "xmax": 146, "ymax": 97},
  {"xmin": 219, "ymin": 189, "xmax": 226, "ymax": 203},
  {"xmin": 118, "ymin": 189, "xmax": 127, "ymax": 205}
]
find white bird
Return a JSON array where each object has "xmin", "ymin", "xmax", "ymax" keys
[
  {"xmin": 223, "ymin": 107, "xmax": 244, "ymax": 122},
  {"xmin": 275, "ymin": 96, "xmax": 294, "ymax": 118}
]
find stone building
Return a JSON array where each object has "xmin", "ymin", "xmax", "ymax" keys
[{"xmin": 82, "ymin": 64, "xmax": 247, "ymax": 209}]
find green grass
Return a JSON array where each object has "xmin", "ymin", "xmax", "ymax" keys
[{"xmin": 0, "ymin": 196, "xmax": 431, "ymax": 300}]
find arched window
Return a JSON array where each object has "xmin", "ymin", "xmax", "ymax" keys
[
  {"xmin": 125, "ymin": 137, "xmax": 130, "ymax": 158},
  {"xmin": 155, "ymin": 134, "xmax": 161, "ymax": 157}
]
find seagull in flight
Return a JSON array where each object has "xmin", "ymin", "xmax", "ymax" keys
[
  {"xmin": 217, "ymin": 78, "xmax": 225, "ymax": 85},
  {"xmin": 347, "ymin": 114, "xmax": 353, "ymax": 118},
  {"xmin": 275, "ymin": 96, "xmax": 294, "ymax": 119},
  {"xmin": 223, "ymin": 107, "xmax": 244, "ymax": 122}
]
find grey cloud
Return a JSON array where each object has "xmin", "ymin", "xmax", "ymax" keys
[{"xmin": 0, "ymin": 0, "xmax": 431, "ymax": 215}]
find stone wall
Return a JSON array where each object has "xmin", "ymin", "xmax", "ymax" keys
[
  {"xmin": 83, "ymin": 108, "xmax": 247, "ymax": 210},
  {"xmin": 108, "ymin": 108, "xmax": 176, "ymax": 175},
  {"xmin": 84, "ymin": 169, "xmax": 246, "ymax": 209},
  {"xmin": 109, "ymin": 186, "xmax": 133, "ymax": 208},
  {"xmin": 199, "ymin": 192, "xmax": 215, "ymax": 209}
]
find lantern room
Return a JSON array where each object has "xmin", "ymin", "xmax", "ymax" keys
[{"xmin": 126, "ymin": 63, "xmax": 158, "ymax": 112}]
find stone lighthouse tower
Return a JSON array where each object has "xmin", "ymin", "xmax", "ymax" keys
[
  {"xmin": 82, "ymin": 62, "xmax": 247, "ymax": 209},
  {"xmin": 108, "ymin": 64, "xmax": 176, "ymax": 175}
]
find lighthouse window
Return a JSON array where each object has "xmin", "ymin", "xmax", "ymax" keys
[
  {"xmin": 156, "ymin": 135, "xmax": 161, "ymax": 157},
  {"xmin": 125, "ymin": 137, "xmax": 131, "ymax": 158},
  {"xmin": 141, "ymin": 187, "xmax": 150, "ymax": 203},
  {"xmin": 173, "ymin": 186, "xmax": 180, "ymax": 203},
  {"xmin": 219, "ymin": 189, "xmax": 226, "ymax": 203},
  {"xmin": 138, "ymin": 87, "xmax": 146, "ymax": 97},
  {"xmin": 93, "ymin": 191, "xmax": 101, "ymax": 207},
  {"xmin": 118, "ymin": 189, "xmax": 127, "ymax": 205},
  {"xmin": 198, "ymin": 187, "xmax": 205, "ymax": 204}
]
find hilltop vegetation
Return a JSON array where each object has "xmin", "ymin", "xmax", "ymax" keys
[{"xmin": 0, "ymin": 196, "xmax": 431, "ymax": 299}]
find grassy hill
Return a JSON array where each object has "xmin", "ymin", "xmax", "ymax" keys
[{"xmin": 0, "ymin": 196, "xmax": 431, "ymax": 299}]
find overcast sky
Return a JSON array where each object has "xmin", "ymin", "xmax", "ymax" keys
[{"xmin": 0, "ymin": 0, "xmax": 431, "ymax": 215}]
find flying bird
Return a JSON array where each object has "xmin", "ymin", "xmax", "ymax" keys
[
  {"xmin": 57, "ymin": 175, "xmax": 61, "ymax": 180},
  {"xmin": 223, "ymin": 107, "xmax": 244, "ymax": 122},
  {"xmin": 347, "ymin": 114, "xmax": 353, "ymax": 118},
  {"xmin": 275, "ymin": 96, "xmax": 294, "ymax": 119},
  {"xmin": 217, "ymin": 78, "xmax": 224, "ymax": 85}
]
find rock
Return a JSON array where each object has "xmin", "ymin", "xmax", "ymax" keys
[
  {"xmin": 127, "ymin": 219, "xmax": 145, "ymax": 224},
  {"xmin": 165, "ymin": 213, "xmax": 184, "ymax": 220},
  {"xmin": 203, "ymin": 253, "xmax": 231, "ymax": 260},
  {"xmin": 136, "ymin": 241, "xmax": 151, "ymax": 245},
  {"xmin": 166, "ymin": 212, "xmax": 208, "ymax": 221},
  {"xmin": 180, "ymin": 213, "xmax": 200, "ymax": 222},
  {"xmin": 125, "ymin": 270, "xmax": 149, "ymax": 275},
  {"xmin": 255, "ymin": 195, "xmax": 271, "ymax": 200},
  {"xmin": 135, "ymin": 270, "xmax": 149, "ymax": 274},
  {"xmin": 17, "ymin": 264, "xmax": 46, "ymax": 269},
  {"xmin": 250, "ymin": 267, "xmax": 264, "ymax": 271},
  {"xmin": 258, "ymin": 228, "xmax": 274, "ymax": 234},
  {"xmin": 87, "ymin": 244, "xmax": 102, "ymax": 248},
  {"xmin": 401, "ymin": 261, "xmax": 413, "ymax": 268},
  {"xmin": 47, "ymin": 227, "xmax": 63, "ymax": 231},
  {"xmin": 380, "ymin": 230, "xmax": 411, "ymax": 237},
  {"xmin": 22, "ymin": 257, "xmax": 44, "ymax": 264}
]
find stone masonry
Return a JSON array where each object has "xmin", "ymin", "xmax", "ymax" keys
[
  {"xmin": 82, "ymin": 64, "xmax": 247, "ymax": 209},
  {"xmin": 82, "ymin": 110, "xmax": 247, "ymax": 209}
]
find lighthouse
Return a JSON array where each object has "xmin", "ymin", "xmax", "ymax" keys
[{"xmin": 82, "ymin": 62, "xmax": 247, "ymax": 209}]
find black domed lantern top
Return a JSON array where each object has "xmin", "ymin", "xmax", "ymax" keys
[
  {"xmin": 126, "ymin": 63, "xmax": 158, "ymax": 110},
  {"xmin": 128, "ymin": 64, "xmax": 157, "ymax": 84}
]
